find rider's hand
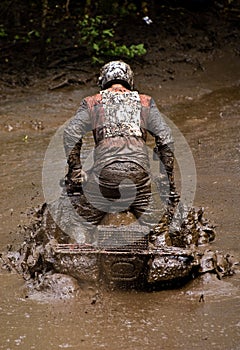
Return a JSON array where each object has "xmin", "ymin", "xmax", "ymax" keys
[
  {"xmin": 71, "ymin": 167, "xmax": 88, "ymax": 184},
  {"xmin": 65, "ymin": 166, "xmax": 88, "ymax": 194},
  {"xmin": 169, "ymin": 190, "xmax": 180, "ymax": 205}
]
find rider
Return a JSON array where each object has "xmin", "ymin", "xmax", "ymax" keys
[{"xmin": 63, "ymin": 60, "xmax": 178, "ymax": 234}]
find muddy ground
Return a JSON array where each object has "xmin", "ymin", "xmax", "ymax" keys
[{"xmin": 0, "ymin": 8, "xmax": 240, "ymax": 350}]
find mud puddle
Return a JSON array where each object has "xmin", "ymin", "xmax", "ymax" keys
[
  {"xmin": 0, "ymin": 271, "xmax": 239, "ymax": 350},
  {"xmin": 0, "ymin": 70, "xmax": 240, "ymax": 349}
]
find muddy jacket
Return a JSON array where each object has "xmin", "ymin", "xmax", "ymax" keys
[{"xmin": 64, "ymin": 86, "xmax": 173, "ymax": 174}]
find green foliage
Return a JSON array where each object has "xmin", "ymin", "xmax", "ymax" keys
[
  {"xmin": 0, "ymin": 25, "xmax": 7, "ymax": 38},
  {"xmin": 109, "ymin": 43, "xmax": 147, "ymax": 58},
  {"xmin": 14, "ymin": 30, "xmax": 41, "ymax": 43},
  {"xmin": 78, "ymin": 15, "xmax": 146, "ymax": 63}
]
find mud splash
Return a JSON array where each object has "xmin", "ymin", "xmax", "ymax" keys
[{"xmin": 1, "ymin": 198, "xmax": 236, "ymax": 299}]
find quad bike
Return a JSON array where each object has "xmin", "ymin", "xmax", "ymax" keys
[
  {"xmin": 4, "ymin": 199, "xmax": 233, "ymax": 292},
  {"xmin": 47, "ymin": 209, "xmax": 201, "ymax": 290}
]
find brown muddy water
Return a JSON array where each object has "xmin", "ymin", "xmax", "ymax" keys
[{"xmin": 0, "ymin": 56, "xmax": 240, "ymax": 349}]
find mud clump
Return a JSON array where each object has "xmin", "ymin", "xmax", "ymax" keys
[{"xmin": 24, "ymin": 273, "xmax": 81, "ymax": 300}]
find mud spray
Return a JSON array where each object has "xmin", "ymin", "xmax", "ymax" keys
[{"xmin": 0, "ymin": 196, "xmax": 237, "ymax": 300}]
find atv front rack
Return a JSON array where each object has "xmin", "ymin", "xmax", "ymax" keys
[{"xmin": 46, "ymin": 224, "xmax": 197, "ymax": 287}]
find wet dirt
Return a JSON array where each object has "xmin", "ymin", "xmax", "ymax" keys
[{"xmin": 0, "ymin": 45, "xmax": 240, "ymax": 350}]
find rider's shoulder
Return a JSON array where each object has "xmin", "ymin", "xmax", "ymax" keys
[
  {"xmin": 138, "ymin": 93, "xmax": 152, "ymax": 107},
  {"xmin": 84, "ymin": 93, "xmax": 102, "ymax": 108}
]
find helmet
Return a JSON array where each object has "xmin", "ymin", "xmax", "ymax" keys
[{"xmin": 98, "ymin": 60, "xmax": 134, "ymax": 90}]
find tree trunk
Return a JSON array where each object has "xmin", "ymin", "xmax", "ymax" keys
[{"xmin": 39, "ymin": 0, "xmax": 48, "ymax": 66}]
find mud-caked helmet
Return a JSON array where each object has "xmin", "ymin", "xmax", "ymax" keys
[{"xmin": 98, "ymin": 60, "xmax": 134, "ymax": 90}]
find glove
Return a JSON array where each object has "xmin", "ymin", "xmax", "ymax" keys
[
  {"xmin": 154, "ymin": 139, "xmax": 180, "ymax": 206},
  {"xmin": 65, "ymin": 138, "xmax": 86, "ymax": 194},
  {"xmin": 65, "ymin": 166, "xmax": 88, "ymax": 194},
  {"xmin": 71, "ymin": 167, "xmax": 88, "ymax": 184},
  {"xmin": 168, "ymin": 189, "xmax": 180, "ymax": 206}
]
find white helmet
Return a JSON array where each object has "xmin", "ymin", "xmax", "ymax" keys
[{"xmin": 98, "ymin": 60, "xmax": 134, "ymax": 90}]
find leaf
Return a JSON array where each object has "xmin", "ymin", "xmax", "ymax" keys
[{"xmin": 93, "ymin": 42, "xmax": 99, "ymax": 52}]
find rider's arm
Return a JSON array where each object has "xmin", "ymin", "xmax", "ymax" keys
[
  {"xmin": 147, "ymin": 98, "xmax": 179, "ymax": 204},
  {"xmin": 63, "ymin": 99, "xmax": 91, "ymax": 192},
  {"xmin": 147, "ymin": 98, "xmax": 173, "ymax": 146},
  {"xmin": 63, "ymin": 99, "xmax": 92, "ymax": 169}
]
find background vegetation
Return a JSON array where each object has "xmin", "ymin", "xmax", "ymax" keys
[{"xmin": 0, "ymin": 0, "xmax": 239, "ymax": 74}]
